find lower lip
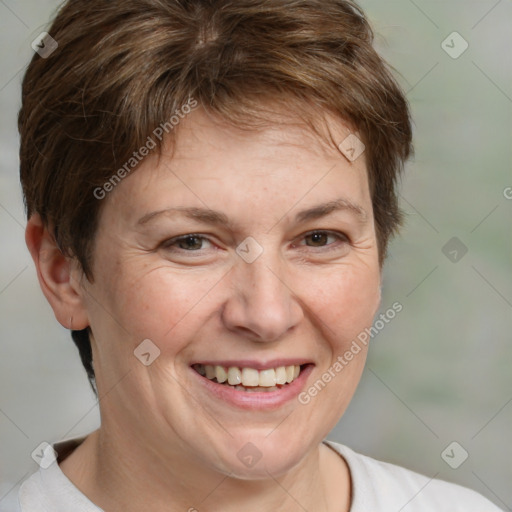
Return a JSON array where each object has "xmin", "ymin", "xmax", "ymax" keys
[{"xmin": 190, "ymin": 364, "xmax": 314, "ymax": 410}]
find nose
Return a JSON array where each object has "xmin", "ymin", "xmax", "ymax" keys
[{"xmin": 221, "ymin": 252, "xmax": 304, "ymax": 342}]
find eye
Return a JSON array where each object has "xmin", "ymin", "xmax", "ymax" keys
[
  {"xmin": 304, "ymin": 232, "xmax": 333, "ymax": 247},
  {"xmin": 295, "ymin": 230, "xmax": 349, "ymax": 250},
  {"xmin": 161, "ymin": 234, "xmax": 212, "ymax": 252}
]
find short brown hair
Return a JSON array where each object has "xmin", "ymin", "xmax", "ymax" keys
[{"xmin": 19, "ymin": 0, "xmax": 413, "ymax": 394}]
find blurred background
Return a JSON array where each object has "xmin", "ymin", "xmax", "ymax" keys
[{"xmin": 0, "ymin": 0, "xmax": 511, "ymax": 510}]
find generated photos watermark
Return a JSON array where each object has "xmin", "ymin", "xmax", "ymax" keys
[
  {"xmin": 31, "ymin": 32, "xmax": 59, "ymax": 58},
  {"xmin": 298, "ymin": 301, "xmax": 403, "ymax": 404},
  {"xmin": 134, "ymin": 339, "xmax": 161, "ymax": 366},
  {"xmin": 441, "ymin": 441, "xmax": 469, "ymax": 469},
  {"xmin": 93, "ymin": 97, "xmax": 198, "ymax": 200}
]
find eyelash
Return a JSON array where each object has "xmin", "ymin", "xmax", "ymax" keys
[
  {"xmin": 292, "ymin": 230, "xmax": 349, "ymax": 251},
  {"xmin": 160, "ymin": 230, "xmax": 349, "ymax": 254}
]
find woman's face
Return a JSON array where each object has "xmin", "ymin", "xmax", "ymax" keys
[{"xmin": 79, "ymin": 108, "xmax": 381, "ymax": 477}]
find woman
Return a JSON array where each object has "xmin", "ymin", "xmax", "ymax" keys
[{"xmin": 17, "ymin": 0, "xmax": 503, "ymax": 510}]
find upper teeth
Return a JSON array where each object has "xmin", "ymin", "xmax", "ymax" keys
[{"xmin": 195, "ymin": 364, "xmax": 301, "ymax": 387}]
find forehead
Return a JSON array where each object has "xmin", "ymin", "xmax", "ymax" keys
[
  {"xmin": 165, "ymin": 108, "xmax": 360, "ymax": 164},
  {"xmin": 104, "ymin": 107, "xmax": 371, "ymax": 225}
]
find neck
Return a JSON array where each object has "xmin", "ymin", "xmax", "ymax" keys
[{"xmin": 59, "ymin": 426, "xmax": 350, "ymax": 512}]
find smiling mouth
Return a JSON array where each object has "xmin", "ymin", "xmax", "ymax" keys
[{"xmin": 192, "ymin": 363, "xmax": 309, "ymax": 392}]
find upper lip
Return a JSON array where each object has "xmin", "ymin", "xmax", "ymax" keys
[{"xmin": 191, "ymin": 359, "xmax": 314, "ymax": 371}]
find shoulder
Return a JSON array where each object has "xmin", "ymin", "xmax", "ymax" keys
[
  {"xmin": 17, "ymin": 436, "xmax": 102, "ymax": 512},
  {"xmin": 323, "ymin": 439, "xmax": 504, "ymax": 512}
]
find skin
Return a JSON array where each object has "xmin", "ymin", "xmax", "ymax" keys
[{"xmin": 26, "ymin": 107, "xmax": 382, "ymax": 512}]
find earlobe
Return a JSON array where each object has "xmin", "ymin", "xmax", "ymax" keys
[{"xmin": 25, "ymin": 213, "xmax": 89, "ymax": 330}]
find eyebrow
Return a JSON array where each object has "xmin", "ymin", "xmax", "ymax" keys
[
  {"xmin": 137, "ymin": 206, "xmax": 231, "ymax": 227},
  {"xmin": 136, "ymin": 198, "xmax": 368, "ymax": 227},
  {"xmin": 294, "ymin": 198, "xmax": 367, "ymax": 223}
]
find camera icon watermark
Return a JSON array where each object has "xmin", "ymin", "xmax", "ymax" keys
[
  {"xmin": 31, "ymin": 32, "xmax": 58, "ymax": 59},
  {"xmin": 442, "ymin": 237, "xmax": 468, "ymax": 263},
  {"xmin": 134, "ymin": 338, "xmax": 161, "ymax": 366},
  {"xmin": 237, "ymin": 442, "xmax": 263, "ymax": 468},
  {"xmin": 441, "ymin": 441, "xmax": 469, "ymax": 469},
  {"xmin": 441, "ymin": 32, "xmax": 468, "ymax": 59},
  {"xmin": 504, "ymin": 187, "xmax": 512, "ymax": 200},
  {"xmin": 338, "ymin": 133, "xmax": 366, "ymax": 162},
  {"xmin": 236, "ymin": 237, "xmax": 263, "ymax": 263},
  {"xmin": 31, "ymin": 442, "xmax": 57, "ymax": 469}
]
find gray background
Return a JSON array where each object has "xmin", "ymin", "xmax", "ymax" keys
[{"xmin": 1, "ymin": 0, "xmax": 511, "ymax": 510}]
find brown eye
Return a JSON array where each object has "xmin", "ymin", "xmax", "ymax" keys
[
  {"xmin": 291, "ymin": 230, "xmax": 351, "ymax": 260},
  {"xmin": 177, "ymin": 235, "xmax": 204, "ymax": 250},
  {"xmin": 304, "ymin": 232, "xmax": 330, "ymax": 247},
  {"xmin": 299, "ymin": 231, "xmax": 347, "ymax": 249}
]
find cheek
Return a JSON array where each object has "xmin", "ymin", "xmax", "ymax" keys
[
  {"xmin": 103, "ymin": 264, "xmax": 224, "ymax": 348},
  {"xmin": 304, "ymin": 263, "xmax": 380, "ymax": 344},
  {"xmin": 86, "ymin": 265, "xmax": 224, "ymax": 394},
  {"xmin": 306, "ymin": 266, "xmax": 379, "ymax": 417},
  {"xmin": 107, "ymin": 260, "xmax": 379, "ymax": 343}
]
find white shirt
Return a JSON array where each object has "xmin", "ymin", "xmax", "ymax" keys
[{"xmin": 17, "ymin": 436, "xmax": 503, "ymax": 511}]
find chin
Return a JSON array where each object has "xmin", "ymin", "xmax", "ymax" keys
[{"xmin": 207, "ymin": 432, "xmax": 312, "ymax": 480}]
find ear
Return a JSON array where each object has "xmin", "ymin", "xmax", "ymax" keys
[{"xmin": 25, "ymin": 213, "xmax": 89, "ymax": 330}]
